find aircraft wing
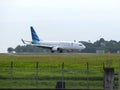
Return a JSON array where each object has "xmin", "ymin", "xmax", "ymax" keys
[{"xmin": 31, "ymin": 44, "xmax": 53, "ymax": 49}]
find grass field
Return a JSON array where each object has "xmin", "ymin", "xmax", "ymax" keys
[{"xmin": 0, "ymin": 53, "xmax": 120, "ymax": 89}]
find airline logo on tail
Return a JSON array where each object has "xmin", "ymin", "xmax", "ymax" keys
[
  {"xmin": 22, "ymin": 26, "xmax": 86, "ymax": 53},
  {"xmin": 31, "ymin": 27, "xmax": 40, "ymax": 44}
]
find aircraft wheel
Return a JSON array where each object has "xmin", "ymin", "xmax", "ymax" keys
[
  {"xmin": 51, "ymin": 51, "xmax": 54, "ymax": 53},
  {"xmin": 59, "ymin": 49, "xmax": 63, "ymax": 53}
]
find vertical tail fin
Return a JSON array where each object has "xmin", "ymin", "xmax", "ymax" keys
[{"xmin": 30, "ymin": 26, "xmax": 40, "ymax": 44}]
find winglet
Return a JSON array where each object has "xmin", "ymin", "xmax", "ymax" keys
[{"xmin": 21, "ymin": 39, "xmax": 26, "ymax": 44}]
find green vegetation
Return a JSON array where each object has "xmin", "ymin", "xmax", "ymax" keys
[{"xmin": 0, "ymin": 53, "xmax": 120, "ymax": 89}]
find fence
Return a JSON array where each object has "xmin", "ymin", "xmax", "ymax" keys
[{"xmin": 0, "ymin": 62, "xmax": 118, "ymax": 89}]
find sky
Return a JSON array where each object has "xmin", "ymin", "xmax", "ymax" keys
[{"xmin": 0, "ymin": 0, "xmax": 120, "ymax": 53}]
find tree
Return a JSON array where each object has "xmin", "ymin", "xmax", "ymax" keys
[
  {"xmin": 7, "ymin": 47, "xmax": 14, "ymax": 53},
  {"xmin": 80, "ymin": 41, "xmax": 96, "ymax": 53}
]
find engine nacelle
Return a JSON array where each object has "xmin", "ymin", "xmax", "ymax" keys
[
  {"xmin": 51, "ymin": 47, "xmax": 63, "ymax": 53},
  {"xmin": 52, "ymin": 46, "xmax": 58, "ymax": 51}
]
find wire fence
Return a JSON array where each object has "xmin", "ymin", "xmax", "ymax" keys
[{"xmin": 0, "ymin": 62, "xmax": 118, "ymax": 89}]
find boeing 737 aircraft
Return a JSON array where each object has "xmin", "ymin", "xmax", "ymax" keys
[{"xmin": 22, "ymin": 26, "xmax": 86, "ymax": 53}]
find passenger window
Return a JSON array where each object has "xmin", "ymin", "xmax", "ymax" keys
[{"xmin": 79, "ymin": 44, "xmax": 82, "ymax": 46}]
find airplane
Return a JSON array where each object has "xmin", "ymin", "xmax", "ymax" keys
[{"xmin": 22, "ymin": 26, "xmax": 86, "ymax": 53}]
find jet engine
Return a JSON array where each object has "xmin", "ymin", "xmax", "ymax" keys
[{"xmin": 51, "ymin": 47, "xmax": 63, "ymax": 53}]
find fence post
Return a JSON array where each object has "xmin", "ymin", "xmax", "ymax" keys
[
  {"xmin": 10, "ymin": 61, "xmax": 13, "ymax": 89},
  {"xmin": 104, "ymin": 68, "xmax": 114, "ymax": 90},
  {"xmin": 36, "ymin": 62, "xmax": 39, "ymax": 88},
  {"xmin": 118, "ymin": 60, "xmax": 120, "ymax": 90},
  {"xmin": 86, "ymin": 62, "xmax": 89, "ymax": 89},
  {"xmin": 62, "ymin": 62, "xmax": 64, "ymax": 89},
  {"xmin": 56, "ymin": 62, "xmax": 65, "ymax": 89},
  {"xmin": 103, "ymin": 62, "xmax": 105, "ymax": 69}
]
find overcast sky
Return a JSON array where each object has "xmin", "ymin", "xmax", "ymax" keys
[{"xmin": 0, "ymin": 0, "xmax": 120, "ymax": 53}]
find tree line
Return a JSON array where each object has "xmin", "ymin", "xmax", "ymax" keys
[{"xmin": 7, "ymin": 38, "xmax": 120, "ymax": 53}]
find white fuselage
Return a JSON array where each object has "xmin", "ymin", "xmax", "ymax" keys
[{"xmin": 31, "ymin": 41, "xmax": 86, "ymax": 52}]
